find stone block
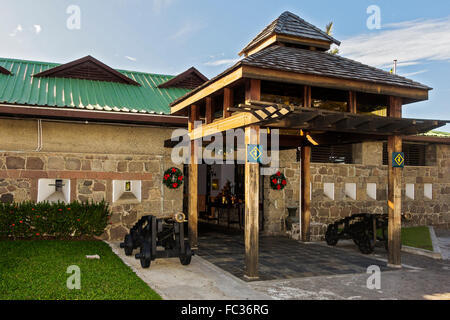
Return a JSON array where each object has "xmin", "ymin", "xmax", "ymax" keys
[
  {"xmin": 26, "ymin": 157, "xmax": 44, "ymax": 170},
  {"xmin": 6, "ymin": 156, "xmax": 25, "ymax": 169},
  {"xmin": 65, "ymin": 158, "xmax": 81, "ymax": 170},
  {"xmin": 48, "ymin": 157, "xmax": 65, "ymax": 170}
]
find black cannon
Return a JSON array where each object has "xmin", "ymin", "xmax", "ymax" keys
[
  {"xmin": 120, "ymin": 213, "xmax": 192, "ymax": 268},
  {"xmin": 325, "ymin": 213, "xmax": 389, "ymax": 254}
]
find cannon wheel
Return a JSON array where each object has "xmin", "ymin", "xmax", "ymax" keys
[
  {"xmin": 357, "ymin": 232, "xmax": 375, "ymax": 254},
  {"xmin": 139, "ymin": 242, "xmax": 152, "ymax": 268},
  {"xmin": 179, "ymin": 242, "xmax": 192, "ymax": 266},
  {"xmin": 123, "ymin": 234, "xmax": 134, "ymax": 256},
  {"xmin": 325, "ymin": 224, "xmax": 339, "ymax": 246}
]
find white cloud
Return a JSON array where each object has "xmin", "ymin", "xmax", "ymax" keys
[
  {"xmin": 169, "ymin": 22, "xmax": 197, "ymax": 40},
  {"xmin": 125, "ymin": 56, "xmax": 137, "ymax": 61},
  {"xmin": 401, "ymin": 69, "xmax": 428, "ymax": 77},
  {"xmin": 204, "ymin": 58, "xmax": 241, "ymax": 67},
  {"xmin": 33, "ymin": 25, "xmax": 42, "ymax": 34},
  {"xmin": 9, "ymin": 24, "xmax": 23, "ymax": 37},
  {"xmin": 339, "ymin": 16, "xmax": 450, "ymax": 69}
]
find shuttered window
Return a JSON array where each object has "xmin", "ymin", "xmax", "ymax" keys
[
  {"xmin": 382, "ymin": 142, "xmax": 427, "ymax": 166},
  {"xmin": 297, "ymin": 145, "xmax": 353, "ymax": 164}
]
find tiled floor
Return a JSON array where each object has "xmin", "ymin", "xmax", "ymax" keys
[{"xmin": 197, "ymin": 227, "xmax": 393, "ymax": 281}]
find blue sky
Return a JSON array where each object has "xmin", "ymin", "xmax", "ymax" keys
[{"xmin": 1, "ymin": 0, "xmax": 450, "ymax": 131}]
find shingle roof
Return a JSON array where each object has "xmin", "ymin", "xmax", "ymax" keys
[
  {"xmin": 0, "ymin": 57, "xmax": 191, "ymax": 115},
  {"xmin": 242, "ymin": 46, "xmax": 431, "ymax": 90},
  {"xmin": 240, "ymin": 11, "xmax": 340, "ymax": 54},
  {"xmin": 171, "ymin": 46, "xmax": 431, "ymax": 108}
]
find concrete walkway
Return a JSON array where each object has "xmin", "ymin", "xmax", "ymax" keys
[
  {"xmin": 108, "ymin": 239, "xmax": 450, "ymax": 300},
  {"xmin": 435, "ymin": 229, "xmax": 450, "ymax": 260},
  {"xmin": 107, "ymin": 241, "xmax": 271, "ymax": 300}
]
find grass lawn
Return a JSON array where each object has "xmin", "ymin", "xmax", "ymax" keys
[
  {"xmin": 0, "ymin": 240, "xmax": 161, "ymax": 300},
  {"xmin": 402, "ymin": 226, "xmax": 433, "ymax": 251}
]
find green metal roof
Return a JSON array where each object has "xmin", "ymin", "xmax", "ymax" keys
[{"xmin": 0, "ymin": 57, "xmax": 191, "ymax": 115}]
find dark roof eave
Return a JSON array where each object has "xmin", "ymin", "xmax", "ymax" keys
[
  {"xmin": 170, "ymin": 62, "xmax": 430, "ymax": 112},
  {"xmin": 32, "ymin": 55, "xmax": 142, "ymax": 86},
  {"xmin": 241, "ymin": 62, "xmax": 433, "ymax": 92},
  {"xmin": 158, "ymin": 67, "xmax": 209, "ymax": 89},
  {"xmin": 170, "ymin": 61, "xmax": 244, "ymax": 108},
  {"xmin": 0, "ymin": 103, "xmax": 188, "ymax": 127}
]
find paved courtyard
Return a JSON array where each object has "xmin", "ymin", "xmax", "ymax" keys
[
  {"xmin": 108, "ymin": 229, "xmax": 450, "ymax": 300},
  {"xmin": 197, "ymin": 231, "xmax": 394, "ymax": 281}
]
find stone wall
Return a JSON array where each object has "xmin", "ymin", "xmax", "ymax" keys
[
  {"xmin": 0, "ymin": 119, "xmax": 184, "ymax": 240},
  {"xmin": 263, "ymin": 143, "xmax": 450, "ymax": 241}
]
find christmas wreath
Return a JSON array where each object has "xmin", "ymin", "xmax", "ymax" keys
[
  {"xmin": 163, "ymin": 167, "xmax": 184, "ymax": 189},
  {"xmin": 270, "ymin": 171, "xmax": 287, "ymax": 190}
]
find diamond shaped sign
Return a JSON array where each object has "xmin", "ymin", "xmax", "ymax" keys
[
  {"xmin": 392, "ymin": 152, "xmax": 405, "ymax": 168},
  {"xmin": 247, "ymin": 144, "xmax": 263, "ymax": 163}
]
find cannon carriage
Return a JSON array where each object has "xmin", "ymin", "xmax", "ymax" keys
[
  {"xmin": 120, "ymin": 213, "xmax": 192, "ymax": 268},
  {"xmin": 325, "ymin": 213, "xmax": 390, "ymax": 254}
]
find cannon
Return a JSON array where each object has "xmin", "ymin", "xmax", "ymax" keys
[
  {"xmin": 325, "ymin": 213, "xmax": 389, "ymax": 254},
  {"xmin": 120, "ymin": 213, "xmax": 192, "ymax": 268}
]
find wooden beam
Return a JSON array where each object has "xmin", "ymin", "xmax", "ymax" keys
[
  {"xmin": 245, "ymin": 79, "xmax": 261, "ymax": 102},
  {"xmin": 242, "ymin": 34, "xmax": 278, "ymax": 57},
  {"xmin": 388, "ymin": 96, "xmax": 402, "ymax": 118},
  {"xmin": 348, "ymin": 91, "xmax": 357, "ymax": 113},
  {"xmin": 190, "ymin": 111, "xmax": 260, "ymax": 140},
  {"xmin": 387, "ymin": 135, "xmax": 402, "ymax": 267},
  {"xmin": 303, "ymin": 85, "xmax": 312, "ymax": 108},
  {"xmin": 188, "ymin": 104, "xmax": 199, "ymax": 132},
  {"xmin": 223, "ymin": 88, "xmax": 233, "ymax": 118},
  {"xmin": 241, "ymin": 34, "xmax": 331, "ymax": 57},
  {"xmin": 205, "ymin": 97, "xmax": 213, "ymax": 124},
  {"xmin": 245, "ymin": 125, "xmax": 260, "ymax": 279},
  {"xmin": 301, "ymin": 145, "xmax": 311, "ymax": 242},
  {"xmin": 188, "ymin": 104, "xmax": 200, "ymax": 249},
  {"xmin": 171, "ymin": 67, "xmax": 243, "ymax": 114},
  {"xmin": 241, "ymin": 65, "xmax": 430, "ymax": 102}
]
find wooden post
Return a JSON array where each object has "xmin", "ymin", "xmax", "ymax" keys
[
  {"xmin": 303, "ymin": 85, "xmax": 312, "ymax": 108},
  {"xmin": 244, "ymin": 78, "xmax": 260, "ymax": 280},
  {"xmin": 188, "ymin": 105, "xmax": 199, "ymax": 249},
  {"xmin": 387, "ymin": 96, "xmax": 402, "ymax": 267},
  {"xmin": 301, "ymin": 145, "xmax": 311, "ymax": 242},
  {"xmin": 205, "ymin": 97, "xmax": 213, "ymax": 124},
  {"xmin": 245, "ymin": 125, "xmax": 260, "ymax": 279},
  {"xmin": 348, "ymin": 91, "xmax": 357, "ymax": 113},
  {"xmin": 223, "ymin": 88, "xmax": 233, "ymax": 118},
  {"xmin": 245, "ymin": 79, "xmax": 261, "ymax": 103},
  {"xmin": 300, "ymin": 85, "xmax": 312, "ymax": 242},
  {"xmin": 387, "ymin": 135, "xmax": 402, "ymax": 266}
]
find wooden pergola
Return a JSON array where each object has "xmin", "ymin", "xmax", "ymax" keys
[{"xmin": 169, "ymin": 11, "xmax": 447, "ymax": 279}]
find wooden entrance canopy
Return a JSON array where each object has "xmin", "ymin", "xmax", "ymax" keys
[
  {"xmin": 191, "ymin": 100, "xmax": 446, "ymax": 140},
  {"xmin": 169, "ymin": 11, "xmax": 447, "ymax": 278}
]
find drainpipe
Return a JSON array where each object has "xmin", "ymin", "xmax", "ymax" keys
[{"xmin": 35, "ymin": 119, "xmax": 43, "ymax": 152}]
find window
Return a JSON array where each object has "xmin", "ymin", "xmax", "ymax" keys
[
  {"xmin": 383, "ymin": 142, "xmax": 428, "ymax": 166},
  {"xmin": 309, "ymin": 145, "xmax": 353, "ymax": 164}
]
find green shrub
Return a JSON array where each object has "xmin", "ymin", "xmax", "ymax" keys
[{"xmin": 0, "ymin": 200, "xmax": 111, "ymax": 239}]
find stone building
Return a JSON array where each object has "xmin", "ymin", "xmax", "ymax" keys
[
  {"xmin": 0, "ymin": 12, "xmax": 449, "ymax": 247},
  {"xmin": 264, "ymin": 139, "xmax": 450, "ymax": 241},
  {"xmin": 0, "ymin": 56, "xmax": 207, "ymax": 240}
]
